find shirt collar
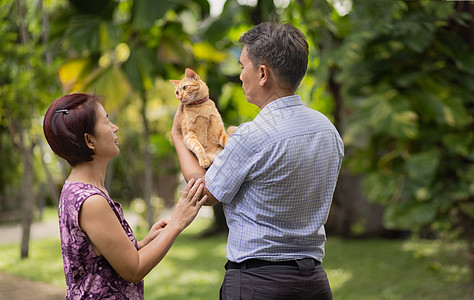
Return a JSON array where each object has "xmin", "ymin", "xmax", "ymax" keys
[{"xmin": 260, "ymin": 95, "xmax": 303, "ymax": 114}]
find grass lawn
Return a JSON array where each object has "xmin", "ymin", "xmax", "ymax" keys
[{"xmin": 0, "ymin": 216, "xmax": 472, "ymax": 299}]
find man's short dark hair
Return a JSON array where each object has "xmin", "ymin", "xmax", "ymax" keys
[{"xmin": 239, "ymin": 22, "xmax": 309, "ymax": 91}]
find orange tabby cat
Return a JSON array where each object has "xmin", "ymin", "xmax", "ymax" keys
[{"xmin": 171, "ymin": 68, "xmax": 234, "ymax": 168}]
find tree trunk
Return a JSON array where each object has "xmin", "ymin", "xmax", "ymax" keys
[
  {"xmin": 39, "ymin": 0, "xmax": 52, "ymax": 64},
  {"xmin": 16, "ymin": 0, "xmax": 28, "ymax": 44},
  {"xmin": 328, "ymin": 173, "xmax": 386, "ymax": 237},
  {"xmin": 39, "ymin": 140, "xmax": 59, "ymax": 206},
  {"xmin": 14, "ymin": 0, "xmax": 35, "ymax": 259},
  {"xmin": 199, "ymin": 203, "xmax": 228, "ymax": 237},
  {"xmin": 328, "ymin": 67, "xmax": 343, "ymax": 135},
  {"xmin": 465, "ymin": 213, "xmax": 474, "ymax": 282},
  {"xmin": 212, "ymin": 203, "xmax": 228, "ymax": 233},
  {"xmin": 10, "ymin": 123, "xmax": 35, "ymax": 259},
  {"xmin": 20, "ymin": 138, "xmax": 35, "ymax": 259},
  {"xmin": 452, "ymin": 1, "xmax": 474, "ymax": 282},
  {"xmin": 155, "ymin": 158, "xmax": 179, "ymax": 208}
]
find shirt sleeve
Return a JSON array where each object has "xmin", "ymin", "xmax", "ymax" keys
[{"xmin": 205, "ymin": 130, "xmax": 259, "ymax": 204}]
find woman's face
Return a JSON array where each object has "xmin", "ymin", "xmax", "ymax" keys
[{"xmin": 87, "ymin": 103, "xmax": 119, "ymax": 160}]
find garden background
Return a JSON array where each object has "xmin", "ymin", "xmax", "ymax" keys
[{"xmin": 1, "ymin": 0, "xmax": 473, "ymax": 299}]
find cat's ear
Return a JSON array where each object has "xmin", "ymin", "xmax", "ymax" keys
[
  {"xmin": 185, "ymin": 68, "xmax": 200, "ymax": 80},
  {"xmin": 170, "ymin": 80, "xmax": 180, "ymax": 87}
]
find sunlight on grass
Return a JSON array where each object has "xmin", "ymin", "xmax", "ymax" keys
[
  {"xmin": 402, "ymin": 239, "xmax": 470, "ymax": 284},
  {"xmin": 0, "ymin": 238, "xmax": 65, "ymax": 288},
  {"xmin": 143, "ymin": 227, "xmax": 227, "ymax": 300},
  {"xmin": 325, "ymin": 238, "xmax": 473, "ymax": 300},
  {"xmin": 1, "ymin": 213, "xmax": 473, "ymax": 300},
  {"xmin": 178, "ymin": 269, "xmax": 222, "ymax": 285},
  {"xmin": 327, "ymin": 268, "xmax": 353, "ymax": 290},
  {"xmin": 130, "ymin": 216, "xmax": 227, "ymax": 299},
  {"xmin": 0, "ymin": 243, "xmax": 16, "ymax": 268},
  {"xmin": 167, "ymin": 246, "xmax": 200, "ymax": 261}
]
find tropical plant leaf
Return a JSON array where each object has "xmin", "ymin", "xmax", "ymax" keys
[
  {"xmin": 132, "ymin": 0, "xmax": 174, "ymax": 30},
  {"xmin": 393, "ymin": 17, "xmax": 435, "ymax": 53},
  {"xmin": 404, "ymin": 150, "xmax": 440, "ymax": 186},
  {"xmin": 65, "ymin": 14, "xmax": 119, "ymax": 53},
  {"xmin": 98, "ymin": 21, "xmax": 119, "ymax": 52},
  {"xmin": 365, "ymin": 91, "xmax": 418, "ymax": 139},
  {"xmin": 57, "ymin": 58, "xmax": 94, "ymax": 92},
  {"xmin": 157, "ymin": 34, "xmax": 193, "ymax": 66},
  {"xmin": 122, "ymin": 46, "xmax": 160, "ymax": 92},
  {"xmin": 83, "ymin": 66, "xmax": 133, "ymax": 111},
  {"xmin": 202, "ymin": 0, "xmax": 243, "ymax": 44},
  {"xmin": 193, "ymin": 41, "xmax": 226, "ymax": 62},
  {"xmin": 459, "ymin": 202, "xmax": 474, "ymax": 219},
  {"xmin": 363, "ymin": 173, "xmax": 399, "ymax": 204},
  {"xmin": 385, "ymin": 202, "xmax": 437, "ymax": 229},
  {"xmin": 455, "ymin": 51, "xmax": 474, "ymax": 75},
  {"xmin": 442, "ymin": 132, "xmax": 474, "ymax": 159}
]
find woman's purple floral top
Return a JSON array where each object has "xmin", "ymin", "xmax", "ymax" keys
[{"xmin": 58, "ymin": 180, "xmax": 144, "ymax": 299}]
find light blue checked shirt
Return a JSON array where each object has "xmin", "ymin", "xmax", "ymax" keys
[{"xmin": 205, "ymin": 95, "xmax": 344, "ymax": 263}]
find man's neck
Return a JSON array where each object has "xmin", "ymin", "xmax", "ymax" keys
[{"xmin": 257, "ymin": 90, "xmax": 295, "ymax": 110}]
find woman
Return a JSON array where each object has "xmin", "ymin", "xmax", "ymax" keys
[{"xmin": 43, "ymin": 93, "xmax": 207, "ymax": 299}]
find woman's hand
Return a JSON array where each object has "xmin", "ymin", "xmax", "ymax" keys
[
  {"xmin": 137, "ymin": 219, "xmax": 169, "ymax": 249},
  {"xmin": 168, "ymin": 178, "xmax": 207, "ymax": 232},
  {"xmin": 138, "ymin": 177, "xmax": 207, "ymax": 249}
]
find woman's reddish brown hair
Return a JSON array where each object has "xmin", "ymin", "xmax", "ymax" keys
[{"xmin": 43, "ymin": 93, "xmax": 101, "ymax": 166}]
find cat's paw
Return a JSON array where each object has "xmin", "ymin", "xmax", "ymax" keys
[
  {"xmin": 199, "ymin": 158, "xmax": 211, "ymax": 169},
  {"xmin": 227, "ymin": 126, "xmax": 237, "ymax": 136}
]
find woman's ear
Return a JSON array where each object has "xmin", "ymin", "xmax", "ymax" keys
[{"xmin": 84, "ymin": 133, "xmax": 94, "ymax": 150}]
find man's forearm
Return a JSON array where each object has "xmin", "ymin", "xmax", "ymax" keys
[
  {"xmin": 172, "ymin": 132, "xmax": 205, "ymax": 181},
  {"xmin": 171, "ymin": 131, "xmax": 219, "ymax": 206}
]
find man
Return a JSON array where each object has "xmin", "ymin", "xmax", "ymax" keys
[{"xmin": 172, "ymin": 22, "xmax": 344, "ymax": 299}]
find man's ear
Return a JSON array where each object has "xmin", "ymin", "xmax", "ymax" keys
[
  {"xmin": 84, "ymin": 133, "xmax": 94, "ymax": 150},
  {"xmin": 259, "ymin": 65, "xmax": 269, "ymax": 86}
]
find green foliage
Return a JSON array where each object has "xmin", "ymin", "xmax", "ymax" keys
[
  {"xmin": 123, "ymin": 45, "xmax": 161, "ymax": 91},
  {"xmin": 0, "ymin": 0, "xmax": 62, "ymax": 205},
  {"xmin": 131, "ymin": 0, "xmax": 174, "ymax": 30},
  {"xmin": 339, "ymin": 0, "xmax": 474, "ymax": 233},
  {"xmin": 0, "ymin": 134, "xmax": 21, "ymax": 191},
  {"xmin": 65, "ymin": 15, "xmax": 119, "ymax": 53}
]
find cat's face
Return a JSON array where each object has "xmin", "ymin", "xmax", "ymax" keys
[{"xmin": 170, "ymin": 68, "xmax": 209, "ymax": 105}]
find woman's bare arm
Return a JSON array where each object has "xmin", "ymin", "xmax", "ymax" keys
[{"xmin": 79, "ymin": 178, "xmax": 206, "ymax": 283}]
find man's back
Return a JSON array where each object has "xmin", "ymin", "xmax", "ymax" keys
[{"xmin": 206, "ymin": 95, "xmax": 344, "ymax": 263}]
